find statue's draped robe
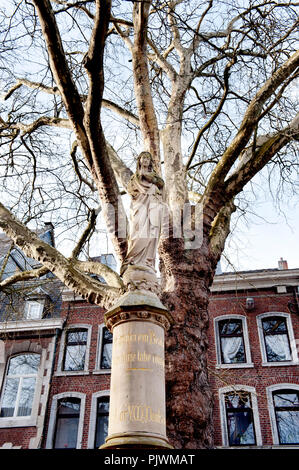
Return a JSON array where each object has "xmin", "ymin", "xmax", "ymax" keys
[{"xmin": 122, "ymin": 172, "xmax": 166, "ymax": 274}]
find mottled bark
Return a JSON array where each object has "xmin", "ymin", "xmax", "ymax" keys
[{"xmin": 160, "ymin": 235, "xmax": 216, "ymax": 448}]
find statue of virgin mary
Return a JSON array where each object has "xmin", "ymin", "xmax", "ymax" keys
[{"xmin": 120, "ymin": 152, "xmax": 167, "ymax": 288}]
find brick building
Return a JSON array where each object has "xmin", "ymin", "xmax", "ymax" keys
[
  {"xmin": 209, "ymin": 263, "xmax": 299, "ymax": 448},
  {"xmin": 0, "ymin": 231, "xmax": 298, "ymax": 449}
]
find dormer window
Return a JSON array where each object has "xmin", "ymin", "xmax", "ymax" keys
[
  {"xmin": 23, "ymin": 287, "xmax": 48, "ymax": 320},
  {"xmin": 24, "ymin": 300, "xmax": 44, "ymax": 320}
]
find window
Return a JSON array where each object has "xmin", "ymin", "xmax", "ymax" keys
[
  {"xmin": 56, "ymin": 325, "xmax": 92, "ymax": 375},
  {"xmin": 219, "ymin": 386, "xmax": 262, "ymax": 447},
  {"xmin": 257, "ymin": 313, "xmax": 298, "ymax": 365},
  {"xmin": 224, "ymin": 391, "xmax": 256, "ymax": 446},
  {"xmin": 214, "ymin": 316, "xmax": 252, "ymax": 368},
  {"xmin": 94, "ymin": 396, "xmax": 109, "ymax": 448},
  {"xmin": 99, "ymin": 326, "xmax": 112, "ymax": 370},
  {"xmin": 63, "ymin": 329, "xmax": 88, "ymax": 371},
  {"xmin": 219, "ymin": 319, "xmax": 245, "ymax": 364},
  {"xmin": 24, "ymin": 301, "xmax": 44, "ymax": 320},
  {"xmin": 262, "ymin": 317, "xmax": 291, "ymax": 362},
  {"xmin": 46, "ymin": 392, "xmax": 85, "ymax": 449},
  {"xmin": 0, "ymin": 353, "xmax": 40, "ymax": 418},
  {"xmin": 273, "ymin": 390, "xmax": 299, "ymax": 445},
  {"xmin": 54, "ymin": 397, "xmax": 81, "ymax": 449}
]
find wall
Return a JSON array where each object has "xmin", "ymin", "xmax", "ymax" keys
[{"xmin": 208, "ymin": 286, "xmax": 299, "ymax": 447}]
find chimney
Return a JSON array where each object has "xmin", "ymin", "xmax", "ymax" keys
[{"xmin": 278, "ymin": 257, "xmax": 288, "ymax": 270}]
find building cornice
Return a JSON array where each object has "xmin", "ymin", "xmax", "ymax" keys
[
  {"xmin": 211, "ymin": 268, "xmax": 299, "ymax": 292},
  {"xmin": 0, "ymin": 318, "xmax": 64, "ymax": 333}
]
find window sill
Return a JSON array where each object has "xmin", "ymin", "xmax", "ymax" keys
[
  {"xmin": 261, "ymin": 361, "xmax": 299, "ymax": 367},
  {"xmin": 0, "ymin": 416, "xmax": 37, "ymax": 428},
  {"xmin": 216, "ymin": 363, "xmax": 254, "ymax": 369},
  {"xmin": 54, "ymin": 370, "xmax": 90, "ymax": 376},
  {"xmin": 92, "ymin": 369, "xmax": 111, "ymax": 375}
]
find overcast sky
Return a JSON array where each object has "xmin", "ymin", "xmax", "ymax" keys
[{"xmin": 222, "ymin": 198, "xmax": 299, "ymax": 272}]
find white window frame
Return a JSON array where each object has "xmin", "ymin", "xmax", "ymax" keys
[
  {"xmin": 93, "ymin": 324, "xmax": 112, "ymax": 374},
  {"xmin": 24, "ymin": 300, "xmax": 44, "ymax": 320},
  {"xmin": 45, "ymin": 392, "xmax": 86, "ymax": 449},
  {"xmin": 214, "ymin": 315, "xmax": 253, "ymax": 368},
  {"xmin": 257, "ymin": 312, "xmax": 298, "ymax": 366},
  {"xmin": 87, "ymin": 390, "xmax": 110, "ymax": 449},
  {"xmin": 219, "ymin": 385, "xmax": 262, "ymax": 447},
  {"xmin": 267, "ymin": 383, "xmax": 299, "ymax": 446},
  {"xmin": 56, "ymin": 324, "xmax": 92, "ymax": 376},
  {"xmin": 0, "ymin": 351, "xmax": 45, "ymax": 428}
]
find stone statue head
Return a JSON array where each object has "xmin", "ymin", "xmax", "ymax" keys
[{"xmin": 136, "ymin": 151, "xmax": 154, "ymax": 173}]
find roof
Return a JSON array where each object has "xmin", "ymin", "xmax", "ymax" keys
[{"xmin": 0, "ymin": 224, "xmax": 55, "ymax": 280}]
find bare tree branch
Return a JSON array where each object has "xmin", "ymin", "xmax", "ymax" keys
[
  {"xmin": 204, "ymin": 49, "xmax": 299, "ymax": 201},
  {"xmin": 224, "ymin": 113, "xmax": 299, "ymax": 198},
  {"xmin": 2, "ymin": 79, "xmax": 140, "ymax": 127},
  {"xmin": 0, "ymin": 201, "xmax": 121, "ymax": 307},
  {"xmin": 71, "ymin": 208, "xmax": 99, "ymax": 259},
  {"xmin": 186, "ymin": 56, "xmax": 236, "ymax": 170},
  {"xmin": 32, "ymin": 0, "xmax": 93, "ymax": 168},
  {"xmin": 0, "ymin": 265, "xmax": 49, "ymax": 290}
]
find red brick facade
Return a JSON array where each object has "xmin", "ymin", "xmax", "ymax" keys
[
  {"xmin": 0, "ymin": 267, "xmax": 298, "ymax": 449},
  {"xmin": 208, "ymin": 283, "xmax": 299, "ymax": 447}
]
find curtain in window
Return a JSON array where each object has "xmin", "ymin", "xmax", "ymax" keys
[
  {"xmin": 227, "ymin": 411, "xmax": 255, "ymax": 445},
  {"xmin": 219, "ymin": 319, "xmax": 245, "ymax": 364},
  {"xmin": 265, "ymin": 335, "xmax": 291, "ymax": 362},
  {"xmin": 225, "ymin": 393, "xmax": 256, "ymax": 446},
  {"xmin": 221, "ymin": 337, "xmax": 243, "ymax": 364},
  {"xmin": 262, "ymin": 317, "xmax": 292, "ymax": 362}
]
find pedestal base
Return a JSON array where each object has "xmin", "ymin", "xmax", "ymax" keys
[
  {"xmin": 101, "ymin": 290, "xmax": 173, "ymax": 451},
  {"xmin": 100, "ymin": 432, "xmax": 173, "ymax": 449}
]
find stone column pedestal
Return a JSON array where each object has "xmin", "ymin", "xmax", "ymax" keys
[{"xmin": 100, "ymin": 290, "xmax": 173, "ymax": 449}]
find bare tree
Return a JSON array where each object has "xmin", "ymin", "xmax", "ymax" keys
[{"xmin": 0, "ymin": 0, "xmax": 298, "ymax": 448}]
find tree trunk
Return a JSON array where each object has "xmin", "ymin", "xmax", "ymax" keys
[{"xmin": 160, "ymin": 236, "xmax": 216, "ymax": 448}]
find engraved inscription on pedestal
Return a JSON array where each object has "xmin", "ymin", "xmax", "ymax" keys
[{"xmin": 108, "ymin": 320, "xmax": 167, "ymax": 440}]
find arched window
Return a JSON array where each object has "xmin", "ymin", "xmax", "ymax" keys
[
  {"xmin": 219, "ymin": 385, "xmax": 262, "ymax": 446},
  {"xmin": 96, "ymin": 325, "xmax": 112, "ymax": 371},
  {"xmin": 214, "ymin": 316, "xmax": 253, "ymax": 368},
  {"xmin": 46, "ymin": 392, "xmax": 85, "ymax": 449},
  {"xmin": 54, "ymin": 397, "xmax": 81, "ymax": 449},
  {"xmin": 56, "ymin": 325, "xmax": 92, "ymax": 375},
  {"xmin": 262, "ymin": 317, "xmax": 291, "ymax": 362},
  {"xmin": 0, "ymin": 353, "xmax": 40, "ymax": 418},
  {"xmin": 271, "ymin": 388, "xmax": 299, "ymax": 445},
  {"xmin": 63, "ymin": 329, "xmax": 88, "ymax": 371},
  {"xmin": 87, "ymin": 390, "xmax": 109, "ymax": 449},
  {"xmin": 224, "ymin": 391, "xmax": 256, "ymax": 445},
  {"xmin": 219, "ymin": 319, "xmax": 245, "ymax": 364},
  {"xmin": 257, "ymin": 313, "xmax": 298, "ymax": 365}
]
